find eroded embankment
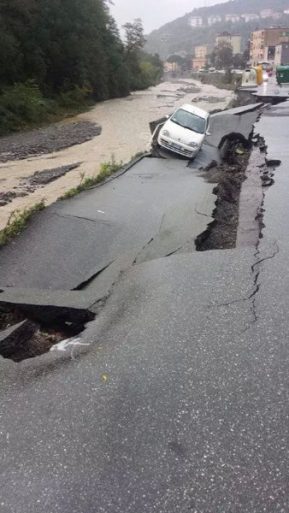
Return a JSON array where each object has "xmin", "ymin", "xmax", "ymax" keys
[
  {"xmin": 196, "ymin": 137, "xmax": 251, "ymax": 250},
  {"xmin": 196, "ymin": 125, "xmax": 278, "ymax": 251}
]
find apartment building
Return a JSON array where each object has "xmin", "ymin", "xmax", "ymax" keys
[
  {"xmin": 260, "ymin": 9, "xmax": 274, "ymax": 19},
  {"xmin": 190, "ymin": 16, "xmax": 203, "ymax": 28},
  {"xmin": 250, "ymin": 28, "xmax": 289, "ymax": 65},
  {"xmin": 208, "ymin": 15, "xmax": 222, "ymax": 26},
  {"xmin": 242, "ymin": 13, "xmax": 260, "ymax": 23},
  {"xmin": 192, "ymin": 45, "xmax": 208, "ymax": 70},
  {"xmin": 216, "ymin": 32, "xmax": 241, "ymax": 55},
  {"xmin": 275, "ymin": 43, "xmax": 289, "ymax": 66},
  {"xmin": 225, "ymin": 14, "xmax": 240, "ymax": 23}
]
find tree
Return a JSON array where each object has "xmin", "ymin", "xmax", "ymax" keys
[
  {"xmin": 123, "ymin": 19, "xmax": 156, "ymax": 90},
  {"xmin": 123, "ymin": 19, "xmax": 146, "ymax": 54},
  {"xmin": 233, "ymin": 53, "xmax": 246, "ymax": 69},
  {"xmin": 167, "ymin": 54, "xmax": 184, "ymax": 65},
  {"xmin": 0, "ymin": 1, "xmax": 162, "ymax": 134},
  {"xmin": 211, "ymin": 42, "xmax": 233, "ymax": 70}
]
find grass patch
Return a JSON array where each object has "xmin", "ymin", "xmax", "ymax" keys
[
  {"xmin": 61, "ymin": 157, "xmax": 123, "ymax": 199},
  {"xmin": 0, "ymin": 200, "xmax": 45, "ymax": 247},
  {"xmin": 61, "ymin": 151, "xmax": 146, "ymax": 200}
]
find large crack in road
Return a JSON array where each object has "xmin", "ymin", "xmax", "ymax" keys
[{"xmin": 0, "ymin": 103, "xmax": 266, "ymax": 362}]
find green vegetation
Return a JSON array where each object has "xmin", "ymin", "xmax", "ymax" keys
[
  {"xmin": 61, "ymin": 158, "xmax": 124, "ymax": 199},
  {"xmin": 0, "ymin": 201, "xmax": 45, "ymax": 247},
  {"xmin": 61, "ymin": 152, "xmax": 146, "ymax": 200},
  {"xmin": 0, "ymin": 2, "xmax": 162, "ymax": 135}
]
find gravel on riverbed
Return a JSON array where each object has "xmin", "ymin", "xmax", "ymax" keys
[
  {"xmin": 0, "ymin": 121, "xmax": 101, "ymax": 163},
  {"xmin": 0, "ymin": 163, "xmax": 82, "ymax": 206},
  {"xmin": 23, "ymin": 163, "xmax": 82, "ymax": 187}
]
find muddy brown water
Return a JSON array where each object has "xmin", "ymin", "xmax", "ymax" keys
[{"xmin": 0, "ymin": 79, "xmax": 233, "ymax": 230}]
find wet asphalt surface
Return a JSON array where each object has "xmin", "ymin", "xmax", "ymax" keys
[{"xmin": 2, "ymin": 102, "xmax": 289, "ymax": 512}]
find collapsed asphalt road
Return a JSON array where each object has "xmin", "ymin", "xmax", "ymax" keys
[{"xmin": 2, "ymin": 100, "xmax": 289, "ymax": 512}]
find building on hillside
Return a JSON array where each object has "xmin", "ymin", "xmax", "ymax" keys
[
  {"xmin": 208, "ymin": 15, "xmax": 222, "ymax": 26},
  {"xmin": 225, "ymin": 14, "xmax": 241, "ymax": 23},
  {"xmin": 241, "ymin": 13, "xmax": 260, "ymax": 23},
  {"xmin": 260, "ymin": 9, "xmax": 274, "ymax": 19},
  {"xmin": 190, "ymin": 16, "xmax": 203, "ymax": 28},
  {"xmin": 164, "ymin": 61, "xmax": 181, "ymax": 73},
  {"xmin": 192, "ymin": 45, "xmax": 208, "ymax": 70},
  {"xmin": 216, "ymin": 32, "xmax": 241, "ymax": 55},
  {"xmin": 250, "ymin": 28, "xmax": 289, "ymax": 65},
  {"xmin": 271, "ymin": 12, "xmax": 283, "ymax": 20},
  {"xmin": 275, "ymin": 42, "xmax": 289, "ymax": 65}
]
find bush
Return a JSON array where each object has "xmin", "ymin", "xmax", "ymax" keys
[
  {"xmin": 58, "ymin": 86, "xmax": 92, "ymax": 108},
  {"xmin": 0, "ymin": 82, "xmax": 52, "ymax": 135},
  {"xmin": 0, "ymin": 201, "xmax": 45, "ymax": 247}
]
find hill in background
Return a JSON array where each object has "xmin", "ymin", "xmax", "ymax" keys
[{"xmin": 145, "ymin": 0, "xmax": 289, "ymax": 59}]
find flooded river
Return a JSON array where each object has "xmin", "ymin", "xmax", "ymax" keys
[{"xmin": 0, "ymin": 79, "xmax": 233, "ymax": 229}]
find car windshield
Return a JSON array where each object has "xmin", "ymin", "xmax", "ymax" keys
[{"xmin": 171, "ymin": 109, "xmax": 206, "ymax": 134}]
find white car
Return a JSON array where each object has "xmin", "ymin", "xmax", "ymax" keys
[{"xmin": 158, "ymin": 104, "xmax": 210, "ymax": 159}]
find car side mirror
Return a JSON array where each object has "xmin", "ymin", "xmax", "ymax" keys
[
  {"xmin": 165, "ymin": 115, "xmax": 169, "ymax": 119},
  {"xmin": 206, "ymin": 130, "xmax": 211, "ymax": 136}
]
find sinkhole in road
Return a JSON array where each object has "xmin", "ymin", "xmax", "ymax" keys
[{"xmin": 0, "ymin": 307, "xmax": 94, "ymax": 362}]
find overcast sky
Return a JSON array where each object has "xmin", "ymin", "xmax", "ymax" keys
[{"xmin": 110, "ymin": 0, "xmax": 226, "ymax": 33}]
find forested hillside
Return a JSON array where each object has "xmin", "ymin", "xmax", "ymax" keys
[
  {"xmin": 0, "ymin": 0, "xmax": 162, "ymax": 135},
  {"xmin": 145, "ymin": 0, "xmax": 289, "ymax": 59}
]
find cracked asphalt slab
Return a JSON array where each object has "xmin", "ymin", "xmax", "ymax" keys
[
  {"xmin": 0, "ymin": 157, "xmax": 215, "ymax": 290},
  {"xmin": 2, "ymin": 102, "xmax": 288, "ymax": 512}
]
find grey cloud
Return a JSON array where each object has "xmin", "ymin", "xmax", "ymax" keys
[{"xmin": 110, "ymin": 0, "xmax": 226, "ymax": 33}]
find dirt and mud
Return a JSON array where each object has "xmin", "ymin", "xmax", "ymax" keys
[
  {"xmin": 196, "ymin": 142, "xmax": 250, "ymax": 250},
  {"xmin": 196, "ymin": 133, "xmax": 276, "ymax": 251}
]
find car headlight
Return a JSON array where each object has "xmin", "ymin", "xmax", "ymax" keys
[
  {"xmin": 188, "ymin": 142, "xmax": 199, "ymax": 148},
  {"xmin": 162, "ymin": 130, "xmax": 170, "ymax": 137}
]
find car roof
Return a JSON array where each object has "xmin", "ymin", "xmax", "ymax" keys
[{"xmin": 175, "ymin": 103, "xmax": 209, "ymax": 119}]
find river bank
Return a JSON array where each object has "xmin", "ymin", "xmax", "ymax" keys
[{"xmin": 0, "ymin": 79, "xmax": 234, "ymax": 230}]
